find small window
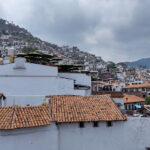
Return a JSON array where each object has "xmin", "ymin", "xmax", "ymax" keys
[
  {"xmin": 107, "ymin": 121, "xmax": 112, "ymax": 127},
  {"xmin": 79, "ymin": 122, "xmax": 84, "ymax": 128},
  {"xmin": 93, "ymin": 121, "xmax": 99, "ymax": 127}
]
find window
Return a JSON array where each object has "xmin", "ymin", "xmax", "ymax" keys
[
  {"xmin": 79, "ymin": 122, "xmax": 84, "ymax": 128},
  {"xmin": 107, "ymin": 121, "xmax": 112, "ymax": 127},
  {"xmin": 93, "ymin": 121, "xmax": 99, "ymax": 127}
]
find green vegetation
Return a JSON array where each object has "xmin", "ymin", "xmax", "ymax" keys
[
  {"xmin": 57, "ymin": 64, "xmax": 83, "ymax": 72},
  {"xmin": 107, "ymin": 61, "xmax": 118, "ymax": 73},
  {"xmin": 22, "ymin": 47, "xmax": 37, "ymax": 53},
  {"xmin": 117, "ymin": 62, "xmax": 127, "ymax": 68},
  {"xmin": 17, "ymin": 50, "xmax": 61, "ymax": 65},
  {"xmin": 145, "ymin": 96, "xmax": 150, "ymax": 105}
]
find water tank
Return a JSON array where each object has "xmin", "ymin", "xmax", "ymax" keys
[{"xmin": 13, "ymin": 57, "xmax": 26, "ymax": 69}]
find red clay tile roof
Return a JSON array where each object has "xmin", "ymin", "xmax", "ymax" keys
[
  {"xmin": 48, "ymin": 95, "xmax": 126, "ymax": 123},
  {"xmin": 124, "ymin": 82, "xmax": 150, "ymax": 89},
  {"xmin": 123, "ymin": 95, "xmax": 145, "ymax": 104},
  {"xmin": 0, "ymin": 106, "xmax": 51, "ymax": 130}
]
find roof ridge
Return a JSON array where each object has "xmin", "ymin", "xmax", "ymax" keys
[{"xmin": 10, "ymin": 106, "xmax": 17, "ymax": 129}]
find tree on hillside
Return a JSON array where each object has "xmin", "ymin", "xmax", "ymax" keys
[
  {"xmin": 107, "ymin": 61, "xmax": 117, "ymax": 72},
  {"xmin": 145, "ymin": 96, "xmax": 150, "ymax": 105}
]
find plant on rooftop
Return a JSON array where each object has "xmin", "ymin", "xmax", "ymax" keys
[{"xmin": 41, "ymin": 102, "xmax": 49, "ymax": 106}]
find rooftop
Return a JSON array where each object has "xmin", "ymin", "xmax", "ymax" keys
[
  {"xmin": 0, "ymin": 106, "xmax": 51, "ymax": 130},
  {"xmin": 124, "ymin": 82, "xmax": 150, "ymax": 89},
  {"xmin": 48, "ymin": 95, "xmax": 126, "ymax": 123},
  {"xmin": 0, "ymin": 95, "xmax": 126, "ymax": 130},
  {"xmin": 123, "ymin": 95, "xmax": 145, "ymax": 104}
]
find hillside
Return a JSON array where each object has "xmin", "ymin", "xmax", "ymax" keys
[
  {"xmin": 0, "ymin": 18, "xmax": 106, "ymax": 70},
  {"xmin": 124, "ymin": 58, "xmax": 150, "ymax": 68}
]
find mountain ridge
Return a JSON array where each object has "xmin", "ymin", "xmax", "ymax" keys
[{"xmin": 124, "ymin": 57, "xmax": 150, "ymax": 68}]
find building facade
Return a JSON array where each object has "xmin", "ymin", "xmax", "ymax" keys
[{"xmin": 0, "ymin": 58, "xmax": 91, "ymax": 106}]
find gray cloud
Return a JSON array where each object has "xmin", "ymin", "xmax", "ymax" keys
[{"xmin": 0, "ymin": 0, "xmax": 150, "ymax": 62}]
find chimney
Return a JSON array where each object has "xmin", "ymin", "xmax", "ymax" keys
[{"xmin": 13, "ymin": 57, "xmax": 26, "ymax": 69}]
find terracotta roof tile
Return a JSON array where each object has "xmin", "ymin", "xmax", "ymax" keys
[
  {"xmin": 123, "ymin": 95, "xmax": 145, "ymax": 104},
  {"xmin": 47, "ymin": 95, "xmax": 126, "ymax": 123},
  {"xmin": 124, "ymin": 82, "xmax": 150, "ymax": 89},
  {"xmin": 0, "ymin": 106, "xmax": 51, "ymax": 130}
]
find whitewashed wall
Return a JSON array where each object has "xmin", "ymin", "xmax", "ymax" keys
[
  {"xmin": 0, "ymin": 63, "xmax": 58, "ymax": 76},
  {"xmin": 0, "ymin": 118, "xmax": 150, "ymax": 150},
  {"xmin": 0, "ymin": 123, "xmax": 58, "ymax": 150},
  {"xmin": 0, "ymin": 63, "xmax": 91, "ymax": 105},
  {"xmin": 59, "ymin": 118, "xmax": 150, "ymax": 150},
  {"xmin": 59, "ymin": 73, "xmax": 91, "ymax": 87},
  {"xmin": 0, "ymin": 76, "xmax": 89, "ymax": 105},
  {"xmin": 113, "ymin": 98, "xmax": 125, "ymax": 109},
  {"xmin": 0, "ymin": 76, "xmax": 74, "ymax": 95},
  {"xmin": 0, "ymin": 76, "xmax": 76, "ymax": 105}
]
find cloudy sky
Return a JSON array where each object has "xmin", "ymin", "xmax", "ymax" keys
[{"xmin": 0, "ymin": 0, "xmax": 150, "ymax": 62}]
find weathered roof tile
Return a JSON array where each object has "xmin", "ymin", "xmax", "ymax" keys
[
  {"xmin": 47, "ymin": 95, "xmax": 126, "ymax": 123},
  {"xmin": 0, "ymin": 106, "xmax": 51, "ymax": 130}
]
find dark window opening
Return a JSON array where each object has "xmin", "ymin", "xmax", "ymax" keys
[
  {"xmin": 107, "ymin": 121, "xmax": 112, "ymax": 127},
  {"xmin": 79, "ymin": 122, "xmax": 84, "ymax": 128},
  {"xmin": 93, "ymin": 121, "xmax": 99, "ymax": 127}
]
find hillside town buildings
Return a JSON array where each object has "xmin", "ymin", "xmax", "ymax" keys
[
  {"xmin": 1, "ymin": 19, "xmax": 150, "ymax": 150},
  {"xmin": 123, "ymin": 82, "xmax": 150, "ymax": 98},
  {"xmin": 0, "ymin": 56, "xmax": 149, "ymax": 150},
  {"xmin": 123, "ymin": 95, "xmax": 145, "ymax": 110}
]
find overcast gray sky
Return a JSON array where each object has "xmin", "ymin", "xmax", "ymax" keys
[{"xmin": 0, "ymin": 0, "xmax": 150, "ymax": 62}]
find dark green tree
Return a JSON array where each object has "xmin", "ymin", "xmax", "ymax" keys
[{"xmin": 145, "ymin": 96, "xmax": 150, "ymax": 105}]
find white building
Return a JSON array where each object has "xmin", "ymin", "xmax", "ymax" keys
[
  {"xmin": 112, "ymin": 82, "xmax": 125, "ymax": 92},
  {"xmin": 0, "ymin": 58, "xmax": 91, "ymax": 106},
  {"xmin": 0, "ymin": 95, "xmax": 150, "ymax": 150},
  {"xmin": 116, "ymin": 71, "xmax": 126, "ymax": 80},
  {"xmin": 59, "ymin": 72, "xmax": 91, "ymax": 95}
]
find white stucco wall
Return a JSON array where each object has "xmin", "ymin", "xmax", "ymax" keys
[
  {"xmin": 0, "ymin": 123, "xmax": 58, "ymax": 150},
  {"xmin": 113, "ymin": 98, "xmax": 125, "ymax": 109},
  {"xmin": 0, "ymin": 76, "xmax": 78, "ymax": 105},
  {"xmin": 0, "ymin": 118, "xmax": 150, "ymax": 150},
  {"xmin": 59, "ymin": 73, "xmax": 91, "ymax": 87},
  {"xmin": 73, "ymin": 89, "xmax": 91, "ymax": 96},
  {"xmin": 0, "ymin": 76, "xmax": 75, "ymax": 95},
  {"xmin": 0, "ymin": 63, "xmax": 58, "ymax": 76},
  {"xmin": 0, "ymin": 63, "xmax": 91, "ymax": 105},
  {"xmin": 59, "ymin": 118, "xmax": 150, "ymax": 150},
  {"xmin": 0, "ymin": 76, "xmax": 90, "ymax": 105}
]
